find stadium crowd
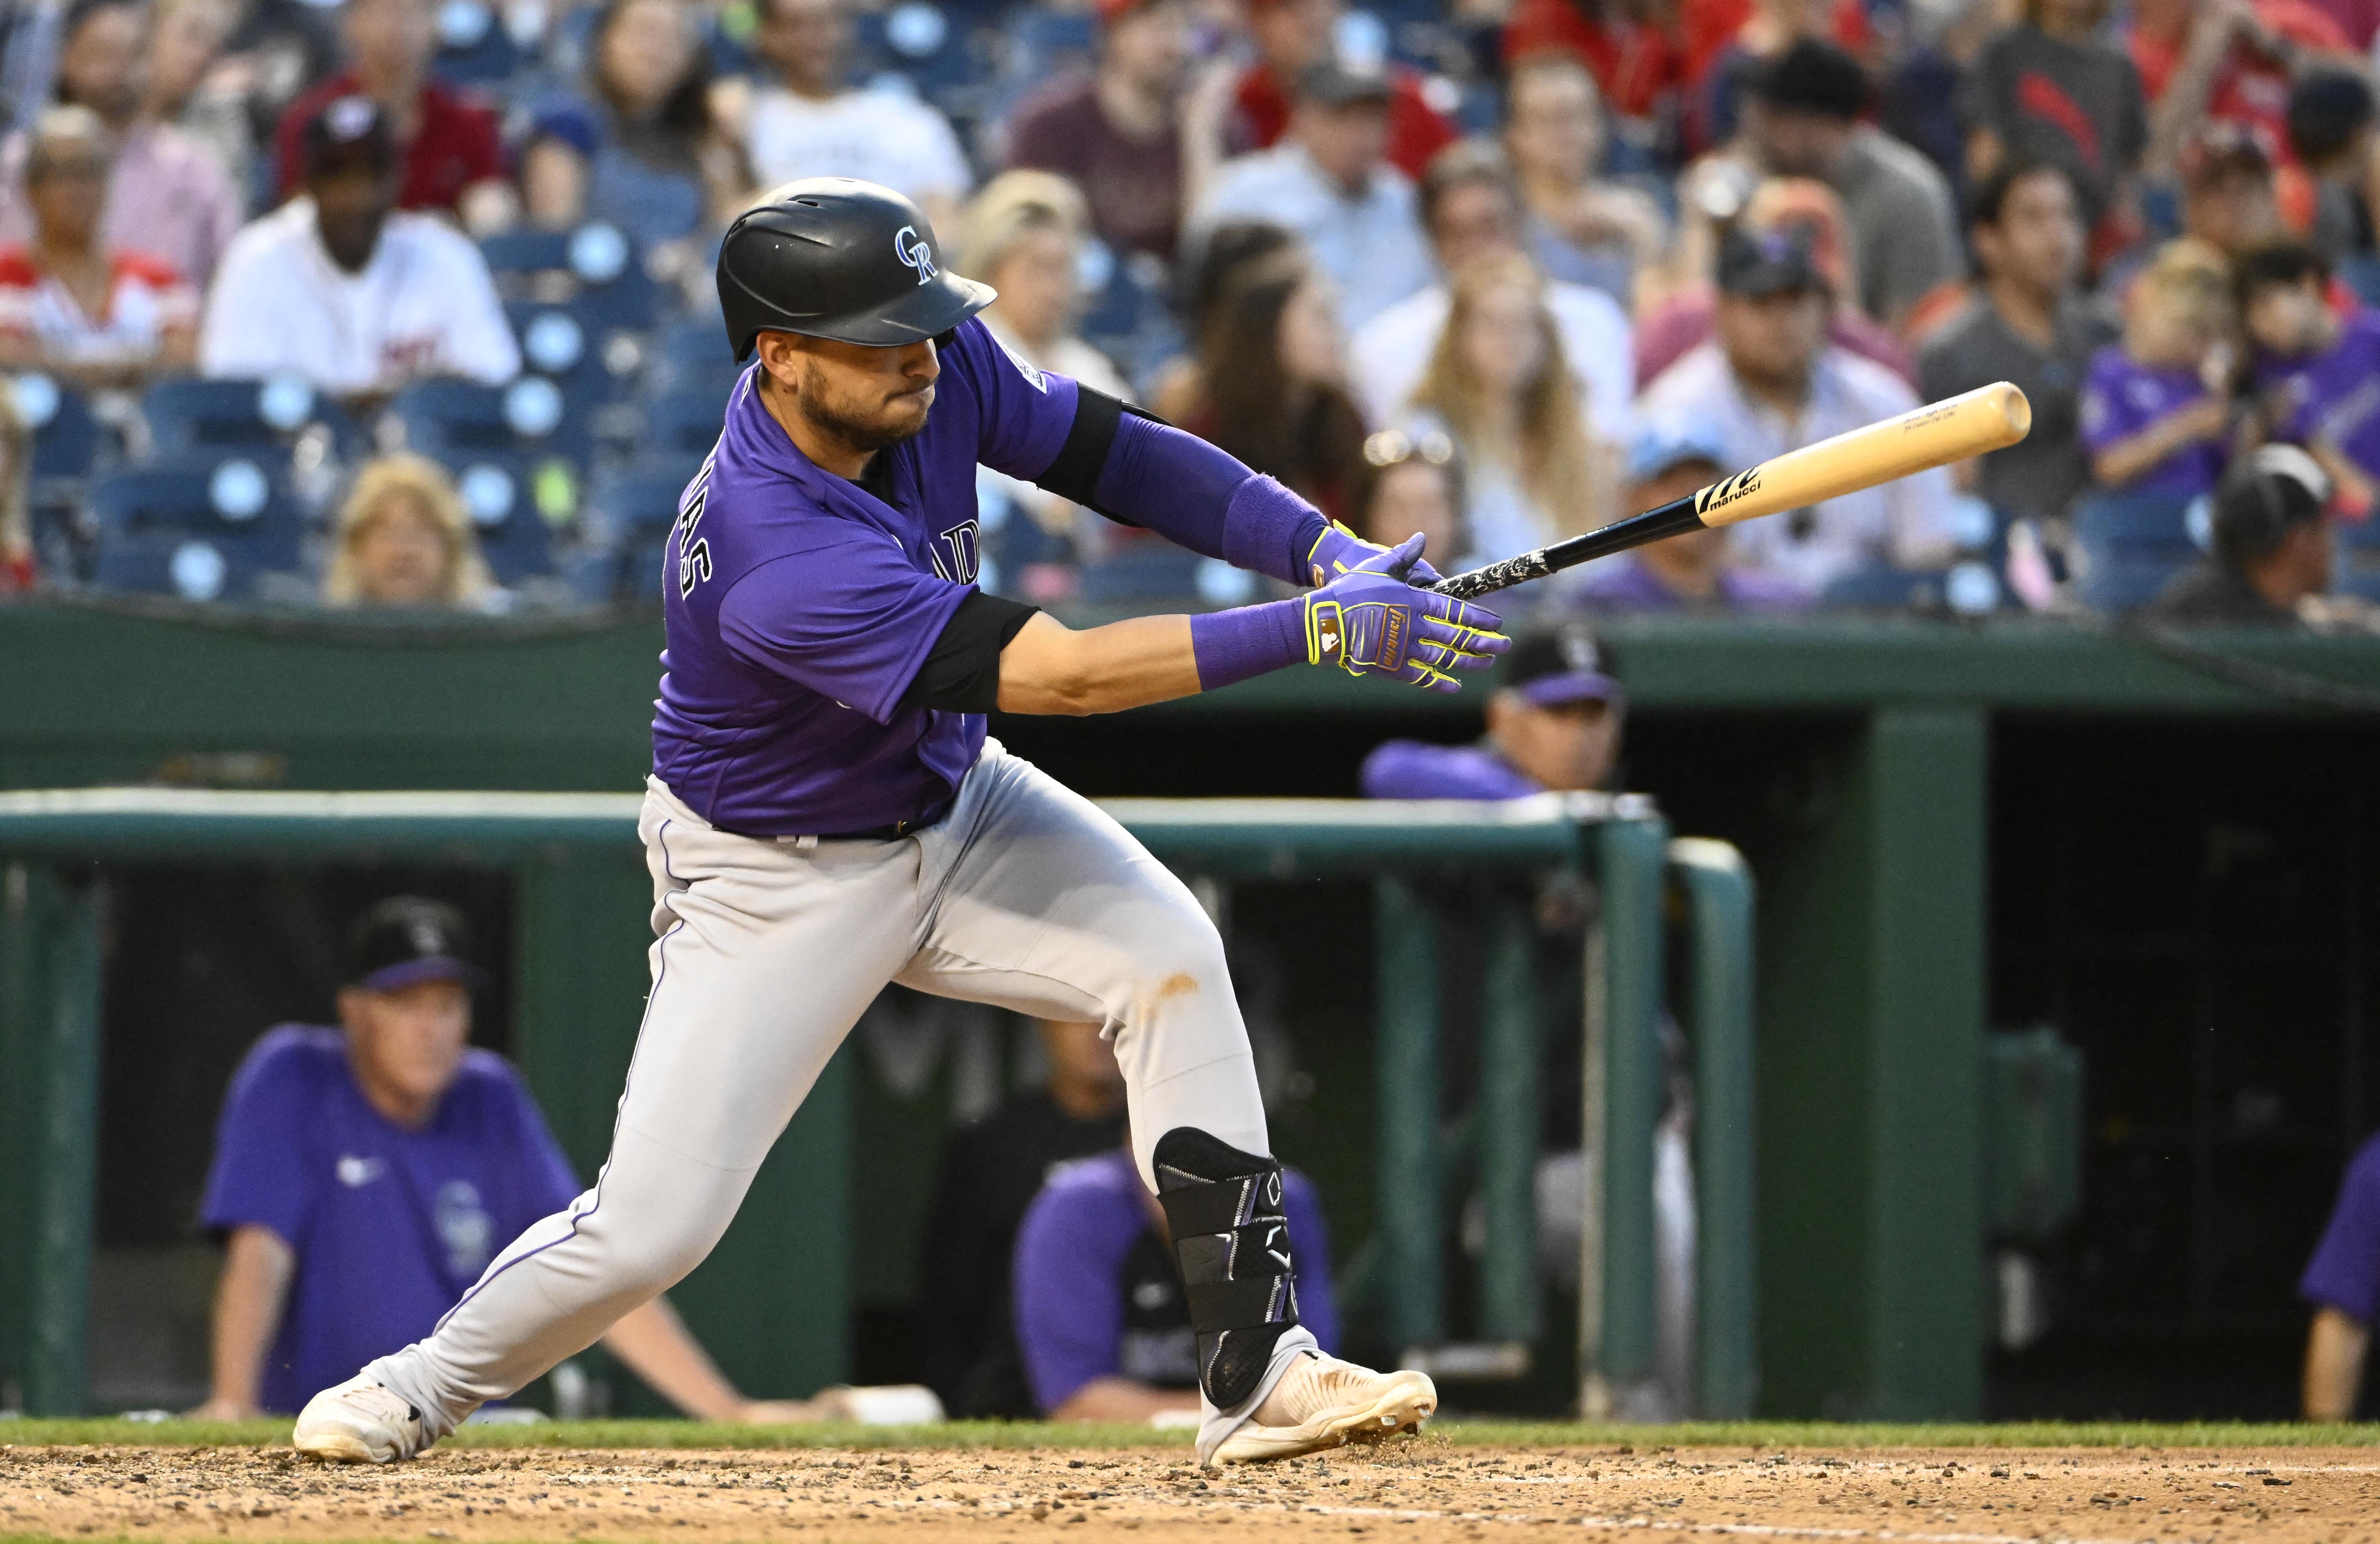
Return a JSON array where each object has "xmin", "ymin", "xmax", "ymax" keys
[{"xmin": 0, "ymin": 0, "xmax": 2374, "ymax": 620}]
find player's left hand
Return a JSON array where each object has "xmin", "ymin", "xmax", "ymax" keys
[
  {"xmin": 1307, "ymin": 519, "xmax": 1445, "ymax": 588},
  {"xmin": 1301, "ymin": 534, "xmax": 1507, "ymax": 692}
]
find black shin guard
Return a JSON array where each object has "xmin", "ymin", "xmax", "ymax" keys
[{"xmin": 1153, "ymin": 1127, "xmax": 1301, "ymax": 1410}]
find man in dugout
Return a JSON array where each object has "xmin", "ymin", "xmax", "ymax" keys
[
  {"xmin": 193, "ymin": 896, "xmax": 811, "ymax": 1423},
  {"xmin": 1359, "ymin": 621, "xmax": 1625, "ymax": 799}
]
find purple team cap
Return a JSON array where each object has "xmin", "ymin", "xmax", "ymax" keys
[
  {"xmin": 1500, "ymin": 622, "xmax": 1624, "ymax": 708},
  {"xmin": 344, "ymin": 896, "xmax": 487, "ymax": 994}
]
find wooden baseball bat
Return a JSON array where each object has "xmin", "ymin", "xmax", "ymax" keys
[{"xmin": 1429, "ymin": 381, "xmax": 2034, "ymax": 601}]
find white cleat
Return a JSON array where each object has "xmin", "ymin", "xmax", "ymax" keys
[
  {"xmin": 1213, "ymin": 1352, "xmax": 1437, "ymax": 1464},
  {"xmin": 292, "ymin": 1376, "xmax": 431, "ymax": 1463}
]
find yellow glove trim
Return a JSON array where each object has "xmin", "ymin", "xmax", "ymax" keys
[{"xmin": 1306, "ymin": 520, "xmax": 1365, "ymax": 588}]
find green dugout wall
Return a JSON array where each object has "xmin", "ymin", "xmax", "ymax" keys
[
  {"xmin": 0, "ymin": 785, "xmax": 1749, "ymax": 1424},
  {"xmin": 5, "ymin": 600, "xmax": 2380, "ymax": 1419}
]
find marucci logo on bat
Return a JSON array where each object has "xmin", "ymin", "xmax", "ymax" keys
[{"xmin": 1696, "ymin": 467, "xmax": 1763, "ymax": 515}]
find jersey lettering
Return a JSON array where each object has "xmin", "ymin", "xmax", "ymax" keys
[
  {"xmin": 926, "ymin": 518, "xmax": 980, "ymax": 586},
  {"xmin": 674, "ymin": 451, "xmax": 718, "ymax": 599}
]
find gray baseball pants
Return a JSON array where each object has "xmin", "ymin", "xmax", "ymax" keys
[{"xmin": 365, "ymin": 741, "xmax": 1316, "ymax": 1461}]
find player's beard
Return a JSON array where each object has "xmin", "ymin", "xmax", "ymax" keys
[{"xmin": 797, "ymin": 362, "xmax": 933, "ymax": 456}]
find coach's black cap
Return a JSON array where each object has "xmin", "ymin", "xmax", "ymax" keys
[
  {"xmin": 302, "ymin": 94, "xmax": 396, "ymax": 179},
  {"xmin": 1500, "ymin": 623, "xmax": 1623, "ymax": 708},
  {"xmin": 717, "ymin": 178, "xmax": 994, "ymax": 360},
  {"xmin": 344, "ymin": 896, "xmax": 487, "ymax": 994}
]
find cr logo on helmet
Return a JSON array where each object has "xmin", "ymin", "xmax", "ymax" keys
[{"xmin": 894, "ymin": 225, "xmax": 935, "ymax": 285}]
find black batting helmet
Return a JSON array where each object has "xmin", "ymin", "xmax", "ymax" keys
[{"xmin": 717, "ymin": 178, "xmax": 994, "ymax": 361}]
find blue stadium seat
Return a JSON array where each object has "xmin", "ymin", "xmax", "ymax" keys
[
  {"xmin": 1077, "ymin": 537, "xmax": 1201, "ymax": 603},
  {"xmin": 88, "ymin": 456, "xmax": 304, "ymax": 602},
  {"xmin": 2336, "ymin": 508, "xmax": 2380, "ymax": 556},
  {"xmin": 1820, "ymin": 565, "xmax": 1942, "ymax": 610},
  {"xmin": 141, "ymin": 377, "xmax": 357, "ymax": 460},
  {"xmin": 1818, "ymin": 560, "xmax": 2004, "ymax": 615},
  {"xmin": 2074, "ymin": 488, "xmax": 2203, "ymax": 613},
  {"xmin": 479, "ymin": 222, "xmax": 661, "ymax": 331},
  {"xmin": 650, "ymin": 316, "xmax": 744, "ymax": 402},
  {"xmin": 644, "ymin": 390, "xmax": 728, "ymax": 458},
  {"xmin": 14, "ymin": 373, "xmax": 102, "ymax": 481},
  {"xmin": 856, "ymin": 2, "xmax": 976, "ymax": 95},
  {"xmin": 507, "ymin": 300, "xmax": 624, "ymax": 409},
  {"xmin": 391, "ymin": 375, "xmax": 594, "ymax": 468},
  {"xmin": 2334, "ymin": 562, "xmax": 2380, "ymax": 603},
  {"xmin": 431, "ymin": 0, "xmax": 530, "ymax": 87},
  {"xmin": 587, "ymin": 456, "xmax": 705, "ymax": 604},
  {"xmin": 440, "ymin": 451, "xmax": 578, "ymax": 584},
  {"xmin": 2340, "ymin": 254, "xmax": 2380, "ymax": 310}
]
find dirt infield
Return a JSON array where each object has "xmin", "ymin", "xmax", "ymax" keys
[{"xmin": 6, "ymin": 1439, "xmax": 2380, "ymax": 1543}]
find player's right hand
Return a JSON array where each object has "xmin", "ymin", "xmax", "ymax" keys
[{"xmin": 1301, "ymin": 534, "xmax": 1508, "ymax": 692}]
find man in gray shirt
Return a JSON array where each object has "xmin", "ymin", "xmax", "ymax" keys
[
  {"xmin": 1918, "ymin": 160, "xmax": 2114, "ymax": 525},
  {"xmin": 1745, "ymin": 40, "xmax": 1960, "ymax": 330}
]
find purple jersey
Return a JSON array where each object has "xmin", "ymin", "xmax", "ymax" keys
[
  {"xmin": 651, "ymin": 321, "xmax": 1079, "ymax": 834},
  {"xmin": 1011, "ymin": 1149, "xmax": 1337, "ymax": 1413},
  {"xmin": 2255, "ymin": 312, "xmax": 2380, "ymax": 479},
  {"xmin": 2077, "ymin": 345, "xmax": 2226, "ymax": 497},
  {"xmin": 198, "ymin": 1027, "xmax": 582, "ymax": 1413},
  {"xmin": 2304, "ymin": 1132, "xmax": 2380, "ymax": 1323},
  {"xmin": 1360, "ymin": 739, "xmax": 1541, "ymax": 800}
]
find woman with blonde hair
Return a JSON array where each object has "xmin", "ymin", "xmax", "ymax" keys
[
  {"xmin": 957, "ymin": 170, "xmax": 1132, "ymax": 399},
  {"xmin": 1407, "ymin": 250, "xmax": 1609, "ymax": 561},
  {"xmin": 323, "ymin": 453, "xmax": 494, "ymax": 609}
]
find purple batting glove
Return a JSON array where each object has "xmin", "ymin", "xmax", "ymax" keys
[
  {"xmin": 1301, "ymin": 534, "xmax": 1506, "ymax": 692},
  {"xmin": 1306, "ymin": 518, "xmax": 1445, "ymax": 588}
]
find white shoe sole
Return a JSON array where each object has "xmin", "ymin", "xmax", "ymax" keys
[
  {"xmin": 1213, "ymin": 1370, "xmax": 1438, "ymax": 1463},
  {"xmin": 292, "ymin": 1427, "xmax": 389, "ymax": 1464}
]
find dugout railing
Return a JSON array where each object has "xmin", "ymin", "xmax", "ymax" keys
[{"xmin": 0, "ymin": 787, "xmax": 1754, "ymax": 1422}]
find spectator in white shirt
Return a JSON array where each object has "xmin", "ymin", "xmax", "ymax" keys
[
  {"xmin": 1636, "ymin": 227, "xmax": 1959, "ymax": 593},
  {"xmin": 1352, "ymin": 140, "xmax": 1632, "ymax": 457},
  {"xmin": 1401, "ymin": 249, "xmax": 1610, "ymax": 560},
  {"xmin": 1189, "ymin": 60, "xmax": 1435, "ymax": 332},
  {"xmin": 739, "ymin": 0, "xmax": 971, "ymax": 233},
  {"xmin": 200, "ymin": 95, "xmax": 518, "ymax": 411}
]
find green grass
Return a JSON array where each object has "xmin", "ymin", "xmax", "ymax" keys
[{"xmin": 8, "ymin": 1417, "xmax": 2380, "ymax": 1451}]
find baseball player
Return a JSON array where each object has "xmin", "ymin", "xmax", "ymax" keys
[{"xmin": 290, "ymin": 177, "xmax": 1506, "ymax": 1468}]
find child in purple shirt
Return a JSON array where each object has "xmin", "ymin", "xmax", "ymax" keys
[
  {"xmin": 1012, "ymin": 1147, "xmax": 1338, "ymax": 1419},
  {"xmin": 2240, "ymin": 239, "xmax": 2380, "ymax": 518},
  {"xmin": 2079, "ymin": 240, "xmax": 2236, "ymax": 499}
]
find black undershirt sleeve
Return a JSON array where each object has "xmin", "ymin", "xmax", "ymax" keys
[
  {"xmin": 902, "ymin": 591, "xmax": 1043, "ymax": 713},
  {"xmin": 1033, "ymin": 386, "xmax": 1167, "ymax": 525}
]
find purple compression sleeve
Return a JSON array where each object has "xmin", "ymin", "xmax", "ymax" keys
[
  {"xmin": 1092, "ymin": 414, "xmax": 1328, "ymax": 584},
  {"xmin": 1189, "ymin": 597, "xmax": 1308, "ymax": 691}
]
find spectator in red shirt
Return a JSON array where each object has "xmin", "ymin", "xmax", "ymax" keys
[
  {"xmin": 2133, "ymin": 0, "xmax": 2359, "ymax": 180},
  {"xmin": 1230, "ymin": 0, "xmax": 1455, "ymax": 180},
  {"xmin": 0, "ymin": 106, "xmax": 198, "ymax": 393},
  {"xmin": 273, "ymin": 0, "xmax": 508, "ymax": 227},
  {"xmin": 1501, "ymin": 0, "xmax": 1685, "ymax": 125}
]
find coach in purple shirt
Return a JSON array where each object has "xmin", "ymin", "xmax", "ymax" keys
[
  {"xmin": 1013, "ymin": 1145, "xmax": 1338, "ymax": 1420},
  {"xmin": 194, "ymin": 897, "xmax": 808, "ymax": 1422},
  {"xmin": 1360, "ymin": 621, "xmax": 1625, "ymax": 801}
]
